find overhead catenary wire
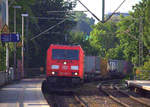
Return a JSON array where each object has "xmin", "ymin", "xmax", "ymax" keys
[
  {"xmin": 47, "ymin": 10, "xmax": 88, "ymax": 13},
  {"xmin": 31, "ymin": 16, "xmax": 42, "ymax": 32},
  {"xmin": 77, "ymin": 0, "xmax": 126, "ymax": 23},
  {"xmin": 30, "ymin": 18, "xmax": 67, "ymax": 40},
  {"xmin": 118, "ymin": 21, "xmax": 139, "ymax": 41},
  {"xmin": 29, "ymin": 2, "xmax": 85, "ymax": 40},
  {"xmin": 77, "ymin": 0, "xmax": 101, "ymax": 22},
  {"xmin": 122, "ymin": 29, "xmax": 139, "ymax": 41},
  {"xmin": 104, "ymin": 0, "xmax": 126, "ymax": 23},
  {"xmin": 29, "ymin": 17, "xmax": 66, "ymax": 20}
]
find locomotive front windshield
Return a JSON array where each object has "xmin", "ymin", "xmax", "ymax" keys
[{"xmin": 52, "ymin": 49, "xmax": 79, "ymax": 60}]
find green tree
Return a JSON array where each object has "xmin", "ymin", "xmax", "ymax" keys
[
  {"xmin": 0, "ymin": 43, "xmax": 6, "ymax": 71},
  {"xmin": 89, "ymin": 21, "xmax": 118, "ymax": 56},
  {"xmin": 115, "ymin": 0, "xmax": 150, "ymax": 65},
  {"xmin": 69, "ymin": 12, "xmax": 95, "ymax": 55},
  {"xmin": 27, "ymin": 0, "xmax": 77, "ymax": 67},
  {"xmin": 69, "ymin": 31, "xmax": 92, "ymax": 55},
  {"xmin": 0, "ymin": 0, "xmax": 77, "ymax": 68},
  {"xmin": 72, "ymin": 12, "xmax": 95, "ymax": 35},
  {"xmin": 115, "ymin": 16, "xmax": 139, "ymax": 64}
]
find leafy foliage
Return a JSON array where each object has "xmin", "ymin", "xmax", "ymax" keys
[
  {"xmin": 0, "ymin": 42, "xmax": 6, "ymax": 71},
  {"xmin": 27, "ymin": 0, "xmax": 77, "ymax": 67},
  {"xmin": 115, "ymin": 16, "xmax": 139, "ymax": 64},
  {"xmin": 89, "ymin": 21, "xmax": 118, "ymax": 57},
  {"xmin": 72, "ymin": 12, "xmax": 95, "ymax": 35},
  {"xmin": 69, "ymin": 12, "xmax": 95, "ymax": 55},
  {"xmin": 0, "ymin": 0, "xmax": 77, "ymax": 69}
]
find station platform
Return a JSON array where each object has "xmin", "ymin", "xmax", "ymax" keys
[
  {"xmin": 126, "ymin": 80, "xmax": 150, "ymax": 91},
  {"xmin": 0, "ymin": 78, "xmax": 49, "ymax": 107}
]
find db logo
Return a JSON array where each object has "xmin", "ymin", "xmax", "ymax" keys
[{"xmin": 62, "ymin": 66, "xmax": 68, "ymax": 70}]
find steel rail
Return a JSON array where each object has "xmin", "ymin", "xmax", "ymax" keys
[
  {"xmin": 100, "ymin": 86, "xmax": 130, "ymax": 107},
  {"xmin": 99, "ymin": 81, "xmax": 149, "ymax": 107},
  {"xmin": 73, "ymin": 93, "xmax": 88, "ymax": 107},
  {"xmin": 114, "ymin": 86, "xmax": 150, "ymax": 107}
]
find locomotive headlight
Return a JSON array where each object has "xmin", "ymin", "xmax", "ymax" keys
[
  {"xmin": 74, "ymin": 72, "xmax": 78, "ymax": 75},
  {"xmin": 51, "ymin": 65, "xmax": 59, "ymax": 69},
  {"xmin": 52, "ymin": 72, "xmax": 55, "ymax": 75},
  {"xmin": 64, "ymin": 62, "xmax": 67, "ymax": 65},
  {"xmin": 71, "ymin": 66, "xmax": 79, "ymax": 70}
]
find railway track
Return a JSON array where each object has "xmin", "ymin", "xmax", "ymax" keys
[
  {"xmin": 115, "ymin": 84, "xmax": 150, "ymax": 107},
  {"xmin": 43, "ymin": 81, "xmax": 123, "ymax": 107},
  {"xmin": 76, "ymin": 89, "xmax": 123, "ymax": 107},
  {"xmin": 74, "ymin": 81, "xmax": 123, "ymax": 107},
  {"xmin": 99, "ymin": 80, "xmax": 150, "ymax": 107},
  {"xmin": 44, "ymin": 91, "xmax": 87, "ymax": 107},
  {"xmin": 43, "ymin": 80, "xmax": 150, "ymax": 107}
]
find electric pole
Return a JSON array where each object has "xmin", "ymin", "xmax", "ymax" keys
[
  {"xmin": 26, "ymin": 16, "xmax": 29, "ymax": 69},
  {"xmin": 102, "ymin": 0, "xmax": 105, "ymax": 23},
  {"xmin": 139, "ymin": 17, "xmax": 143, "ymax": 66}
]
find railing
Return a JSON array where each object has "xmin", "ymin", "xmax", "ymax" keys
[
  {"xmin": 0, "ymin": 67, "xmax": 45, "ymax": 87},
  {"xmin": 0, "ymin": 67, "xmax": 15, "ymax": 87}
]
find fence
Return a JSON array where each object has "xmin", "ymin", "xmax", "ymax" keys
[
  {"xmin": 0, "ymin": 67, "xmax": 15, "ymax": 87},
  {"xmin": 0, "ymin": 43, "xmax": 6, "ymax": 71}
]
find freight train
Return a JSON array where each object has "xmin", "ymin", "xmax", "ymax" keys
[{"xmin": 42, "ymin": 44, "xmax": 133, "ymax": 92}]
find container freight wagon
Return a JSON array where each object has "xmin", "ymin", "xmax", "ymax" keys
[
  {"xmin": 46, "ymin": 44, "xmax": 84, "ymax": 86},
  {"xmin": 107, "ymin": 59, "xmax": 133, "ymax": 78},
  {"xmin": 83, "ymin": 57, "xmax": 133, "ymax": 80},
  {"xmin": 84, "ymin": 56, "xmax": 101, "ymax": 80}
]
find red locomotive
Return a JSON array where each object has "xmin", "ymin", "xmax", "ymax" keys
[{"xmin": 45, "ymin": 44, "xmax": 84, "ymax": 87}]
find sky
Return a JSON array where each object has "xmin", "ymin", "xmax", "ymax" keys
[{"xmin": 74, "ymin": 0, "xmax": 141, "ymax": 21}]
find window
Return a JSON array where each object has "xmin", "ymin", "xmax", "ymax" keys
[{"xmin": 52, "ymin": 49, "xmax": 79, "ymax": 60}]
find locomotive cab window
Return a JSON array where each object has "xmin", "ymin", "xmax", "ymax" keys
[{"xmin": 52, "ymin": 49, "xmax": 79, "ymax": 60}]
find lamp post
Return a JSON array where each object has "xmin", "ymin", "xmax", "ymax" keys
[
  {"xmin": 6, "ymin": 0, "xmax": 9, "ymax": 73},
  {"xmin": 21, "ymin": 13, "xmax": 28, "ymax": 78},
  {"xmin": 13, "ymin": 6, "xmax": 21, "ymax": 79}
]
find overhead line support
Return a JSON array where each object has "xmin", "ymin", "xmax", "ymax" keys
[{"xmin": 30, "ymin": 19, "xmax": 67, "ymax": 40}]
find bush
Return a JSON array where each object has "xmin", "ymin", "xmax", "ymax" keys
[
  {"xmin": 135, "ymin": 59, "xmax": 150, "ymax": 80},
  {"xmin": 143, "ymin": 59, "xmax": 150, "ymax": 71}
]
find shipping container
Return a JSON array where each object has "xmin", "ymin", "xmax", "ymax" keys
[
  {"xmin": 107, "ymin": 59, "xmax": 133, "ymax": 78},
  {"xmin": 84, "ymin": 56, "xmax": 95, "ymax": 73},
  {"xmin": 84, "ymin": 56, "xmax": 100, "ymax": 80},
  {"xmin": 100, "ymin": 58, "xmax": 108, "ymax": 76}
]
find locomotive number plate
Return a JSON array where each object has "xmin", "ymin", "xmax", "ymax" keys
[{"xmin": 60, "ymin": 72, "xmax": 70, "ymax": 75}]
